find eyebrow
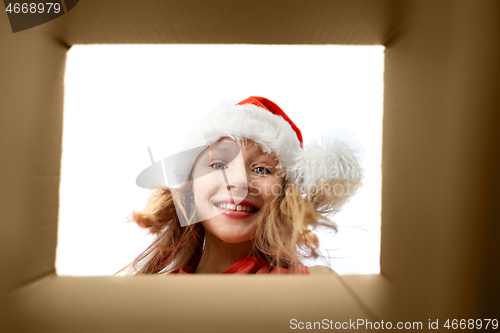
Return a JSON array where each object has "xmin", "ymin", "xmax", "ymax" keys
[
  {"xmin": 249, "ymin": 152, "xmax": 279, "ymax": 166},
  {"xmin": 217, "ymin": 141, "xmax": 279, "ymax": 166}
]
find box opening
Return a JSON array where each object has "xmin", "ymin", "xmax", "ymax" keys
[{"xmin": 57, "ymin": 44, "xmax": 384, "ymax": 276}]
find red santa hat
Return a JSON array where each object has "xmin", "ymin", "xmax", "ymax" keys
[{"xmin": 236, "ymin": 96, "xmax": 304, "ymax": 147}]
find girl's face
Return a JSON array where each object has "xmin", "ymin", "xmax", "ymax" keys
[{"xmin": 192, "ymin": 137, "xmax": 284, "ymax": 244}]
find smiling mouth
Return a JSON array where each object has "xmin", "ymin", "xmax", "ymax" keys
[{"xmin": 213, "ymin": 203, "xmax": 259, "ymax": 213}]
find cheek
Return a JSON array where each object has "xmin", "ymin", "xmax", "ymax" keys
[
  {"xmin": 192, "ymin": 177, "xmax": 210, "ymax": 209},
  {"xmin": 193, "ymin": 179, "xmax": 211, "ymax": 222},
  {"xmin": 252, "ymin": 176, "xmax": 284, "ymax": 201},
  {"xmin": 192, "ymin": 172, "xmax": 228, "ymax": 213}
]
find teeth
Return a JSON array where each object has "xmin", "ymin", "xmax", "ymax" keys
[{"xmin": 215, "ymin": 203, "xmax": 255, "ymax": 212}]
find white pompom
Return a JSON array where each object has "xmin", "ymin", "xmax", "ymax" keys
[{"xmin": 289, "ymin": 129, "xmax": 364, "ymax": 192}]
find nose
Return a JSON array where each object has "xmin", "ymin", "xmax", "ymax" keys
[
  {"xmin": 224, "ymin": 160, "xmax": 251, "ymax": 195},
  {"xmin": 226, "ymin": 170, "xmax": 249, "ymax": 193}
]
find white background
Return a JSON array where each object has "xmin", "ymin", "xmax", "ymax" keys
[{"xmin": 58, "ymin": 44, "xmax": 384, "ymax": 276}]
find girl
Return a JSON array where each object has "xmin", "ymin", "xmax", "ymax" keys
[{"xmin": 128, "ymin": 97, "xmax": 363, "ymax": 275}]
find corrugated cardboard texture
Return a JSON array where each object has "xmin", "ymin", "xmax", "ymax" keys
[
  {"xmin": 0, "ymin": 34, "xmax": 67, "ymax": 288},
  {"xmin": 0, "ymin": 33, "xmax": 68, "ymax": 331},
  {"xmin": 11, "ymin": 274, "xmax": 376, "ymax": 333},
  {"xmin": 382, "ymin": 0, "xmax": 500, "ymax": 322},
  {"xmin": 1, "ymin": 0, "xmax": 499, "ymax": 332},
  {"xmin": 0, "ymin": 0, "xmax": 397, "ymax": 44}
]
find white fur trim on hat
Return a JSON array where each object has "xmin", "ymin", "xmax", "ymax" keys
[
  {"xmin": 166, "ymin": 105, "xmax": 364, "ymax": 191},
  {"xmin": 170, "ymin": 103, "xmax": 301, "ymax": 186},
  {"xmin": 201, "ymin": 104, "xmax": 300, "ymax": 165}
]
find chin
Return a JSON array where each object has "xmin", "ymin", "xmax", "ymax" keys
[
  {"xmin": 202, "ymin": 220, "xmax": 256, "ymax": 244},
  {"xmin": 215, "ymin": 233, "xmax": 254, "ymax": 244},
  {"xmin": 207, "ymin": 227, "xmax": 255, "ymax": 244}
]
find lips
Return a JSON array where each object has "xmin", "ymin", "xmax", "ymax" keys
[
  {"xmin": 212, "ymin": 199, "xmax": 260, "ymax": 219},
  {"xmin": 213, "ymin": 199, "xmax": 259, "ymax": 210}
]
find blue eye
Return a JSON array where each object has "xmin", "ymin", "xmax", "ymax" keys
[
  {"xmin": 210, "ymin": 162, "xmax": 227, "ymax": 170},
  {"xmin": 253, "ymin": 166, "xmax": 270, "ymax": 175}
]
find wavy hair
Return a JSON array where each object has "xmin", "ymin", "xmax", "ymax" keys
[{"xmin": 121, "ymin": 173, "xmax": 359, "ymax": 274}]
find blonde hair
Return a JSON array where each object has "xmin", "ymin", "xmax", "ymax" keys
[{"xmin": 122, "ymin": 176, "xmax": 358, "ymax": 274}]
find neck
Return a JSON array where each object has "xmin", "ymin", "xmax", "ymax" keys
[{"xmin": 194, "ymin": 231, "xmax": 257, "ymax": 274}]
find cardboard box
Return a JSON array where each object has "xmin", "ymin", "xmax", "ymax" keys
[{"xmin": 1, "ymin": 0, "xmax": 499, "ymax": 332}]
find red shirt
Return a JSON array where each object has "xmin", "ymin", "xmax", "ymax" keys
[{"xmin": 170, "ymin": 256, "xmax": 310, "ymax": 274}]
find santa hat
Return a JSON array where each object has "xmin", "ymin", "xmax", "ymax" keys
[{"xmin": 137, "ymin": 96, "xmax": 363, "ymax": 194}]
